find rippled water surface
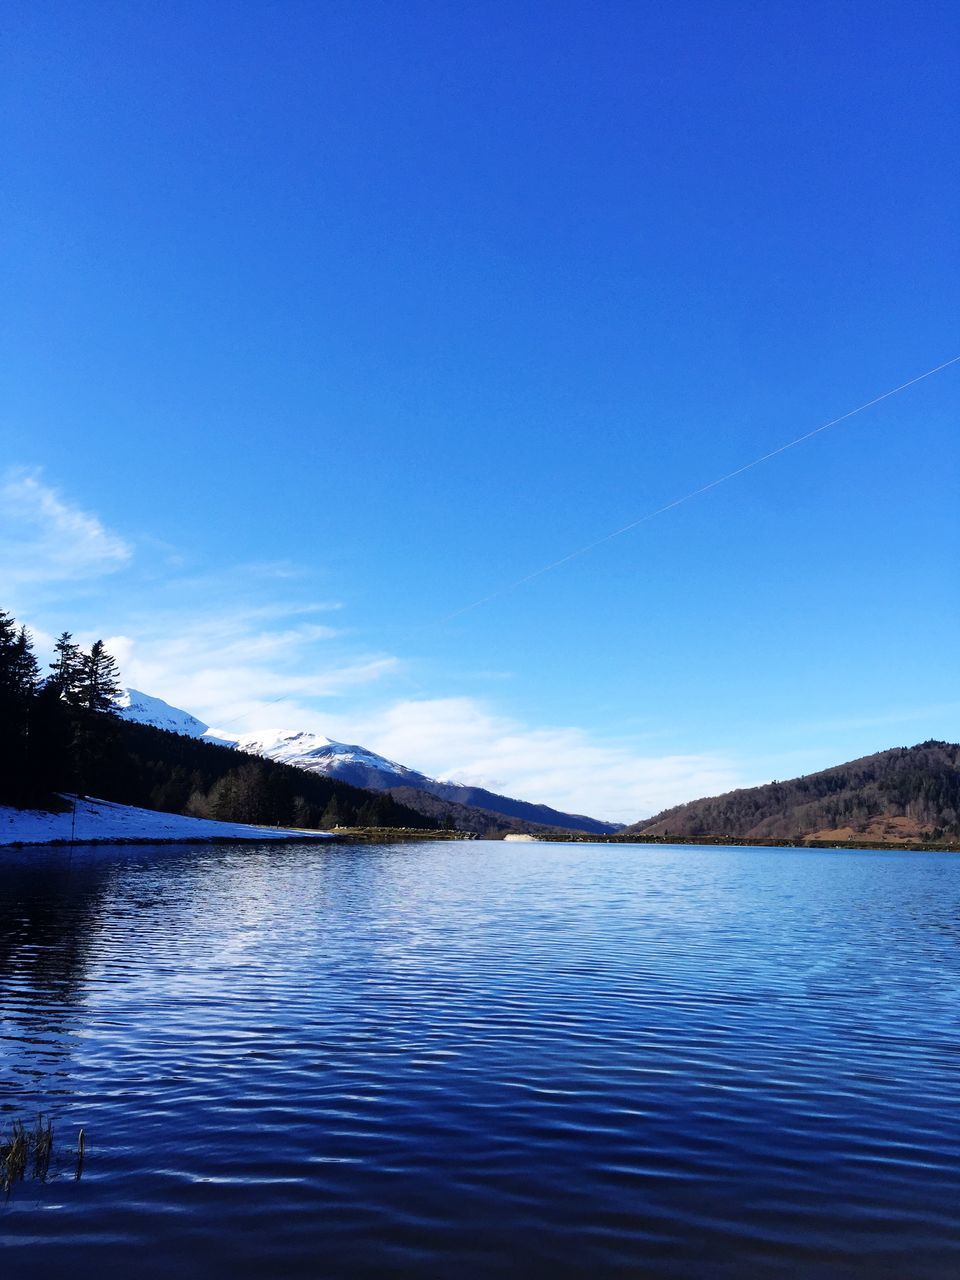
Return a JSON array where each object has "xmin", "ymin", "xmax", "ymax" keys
[{"xmin": 2, "ymin": 839, "xmax": 960, "ymax": 1278}]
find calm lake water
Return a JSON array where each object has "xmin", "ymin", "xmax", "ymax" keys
[{"xmin": 2, "ymin": 839, "xmax": 960, "ymax": 1278}]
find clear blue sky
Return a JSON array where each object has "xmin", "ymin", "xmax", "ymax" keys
[{"xmin": 3, "ymin": 0, "xmax": 958, "ymax": 819}]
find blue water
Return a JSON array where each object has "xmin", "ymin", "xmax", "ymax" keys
[{"xmin": 2, "ymin": 839, "xmax": 960, "ymax": 1277}]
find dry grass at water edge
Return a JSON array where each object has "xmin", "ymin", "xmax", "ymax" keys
[{"xmin": 1, "ymin": 1116, "xmax": 84, "ymax": 1197}]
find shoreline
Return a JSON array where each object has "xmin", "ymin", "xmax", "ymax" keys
[
  {"xmin": 3, "ymin": 797, "xmax": 954, "ymax": 853},
  {"xmin": 562, "ymin": 832, "xmax": 960, "ymax": 853},
  {"xmin": 0, "ymin": 833, "xmax": 331, "ymax": 849},
  {"xmin": 0, "ymin": 797, "xmax": 480, "ymax": 850},
  {"xmin": 1, "ymin": 827, "xmax": 475, "ymax": 850}
]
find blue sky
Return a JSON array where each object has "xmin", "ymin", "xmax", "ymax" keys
[{"xmin": 3, "ymin": 1, "xmax": 958, "ymax": 820}]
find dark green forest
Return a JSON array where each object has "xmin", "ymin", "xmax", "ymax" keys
[
  {"xmin": 0, "ymin": 611, "xmax": 123, "ymax": 808},
  {"xmin": 0, "ymin": 608, "xmax": 435, "ymax": 831}
]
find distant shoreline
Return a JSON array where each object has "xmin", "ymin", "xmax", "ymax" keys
[
  {"xmin": 559, "ymin": 832, "xmax": 960, "ymax": 853},
  {"xmin": 3, "ymin": 800, "xmax": 955, "ymax": 853}
]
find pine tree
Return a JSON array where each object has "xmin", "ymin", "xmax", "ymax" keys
[
  {"xmin": 0, "ymin": 611, "xmax": 22, "ymax": 802},
  {"xmin": 0, "ymin": 614, "xmax": 45, "ymax": 803},
  {"xmin": 79, "ymin": 640, "xmax": 122, "ymax": 715},
  {"xmin": 0, "ymin": 609, "xmax": 19, "ymax": 697},
  {"xmin": 49, "ymin": 632, "xmax": 84, "ymax": 707},
  {"xmin": 11, "ymin": 627, "xmax": 41, "ymax": 698}
]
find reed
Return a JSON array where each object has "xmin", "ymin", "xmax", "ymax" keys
[{"xmin": 1, "ymin": 1116, "xmax": 83, "ymax": 1197}]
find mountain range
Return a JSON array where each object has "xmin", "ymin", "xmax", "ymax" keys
[
  {"xmin": 118, "ymin": 692, "xmax": 960, "ymax": 845},
  {"xmin": 118, "ymin": 689, "xmax": 620, "ymax": 836}
]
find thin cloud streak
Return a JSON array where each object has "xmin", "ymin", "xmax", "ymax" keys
[
  {"xmin": 0, "ymin": 467, "xmax": 132, "ymax": 587},
  {"xmin": 108, "ymin": 605, "xmax": 401, "ymax": 737},
  {"xmin": 793, "ymin": 704, "xmax": 960, "ymax": 735},
  {"xmin": 107, "ymin": 603, "xmax": 744, "ymax": 820},
  {"xmin": 318, "ymin": 697, "xmax": 743, "ymax": 822}
]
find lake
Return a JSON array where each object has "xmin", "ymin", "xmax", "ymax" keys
[{"xmin": 2, "ymin": 839, "xmax": 960, "ymax": 1277}]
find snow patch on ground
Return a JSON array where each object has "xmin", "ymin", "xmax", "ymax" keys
[{"xmin": 0, "ymin": 797, "xmax": 331, "ymax": 847}]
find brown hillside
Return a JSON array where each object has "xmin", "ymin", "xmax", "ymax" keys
[{"xmin": 624, "ymin": 741, "xmax": 960, "ymax": 843}]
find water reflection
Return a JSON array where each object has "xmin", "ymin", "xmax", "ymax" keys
[
  {"xmin": 1, "ymin": 840, "xmax": 959, "ymax": 1278},
  {"xmin": 0, "ymin": 851, "xmax": 116, "ymax": 1099}
]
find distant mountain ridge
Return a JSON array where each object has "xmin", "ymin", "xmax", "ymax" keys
[
  {"xmin": 233, "ymin": 728, "xmax": 619, "ymax": 835},
  {"xmin": 234, "ymin": 729, "xmax": 429, "ymax": 792},
  {"xmin": 623, "ymin": 741, "xmax": 960, "ymax": 843},
  {"xmin": 119, "ymin": 690, "xmax": 619, "ymax": 836}
]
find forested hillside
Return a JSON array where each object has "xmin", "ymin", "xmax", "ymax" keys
[
  {"xmin": 623, "ymin": 742, "xmax": 960, "ymax": 843},
  {"xmin": 89, "ymin": 720, "xmax": 437, "ymax": 830}
]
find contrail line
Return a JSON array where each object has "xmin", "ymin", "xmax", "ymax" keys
[{"xmin": 437, "ymin": 353, "xmax": 960, "ymax": 625}]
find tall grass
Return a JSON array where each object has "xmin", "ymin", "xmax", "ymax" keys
[{"xmin": 1, "ymin": 1116, "xmax": 83, "ymax": 1198}]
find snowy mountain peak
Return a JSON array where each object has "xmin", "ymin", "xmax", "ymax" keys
[
  {"xmin": 118, "ymin": 688, "xmax": 237, "ymax": 748},
  {"xmin": 118, "ymin": 688, "xmax": 211, "ymax": 738},
  {"xmin": 233, "ymin": 730, "xmax": 422, "ymax": 782}
]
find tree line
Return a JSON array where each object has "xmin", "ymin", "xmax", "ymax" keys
[
  {"xmin": 1, "ymin": 609, "xmax": 123, "ymax": 806},
  {"xmin": 0, "ymin": 606, "xmax": 436, "ymax": 830},
  {"xmin": 90, "ymin": 720, "xmax": 434, "ymax": 830}
]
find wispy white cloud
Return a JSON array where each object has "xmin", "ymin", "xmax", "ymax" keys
[
  {"xmin": 108, "ymin": 604, "xmax": 399, "ymax": 737},
  {"xmin": 0, "ymin": 468, "xmax": 133, "ymax": 586},
  {"xmin": 316, "ymin": 696, "xmax": 743, "ymax": 822},
  {"xmin": 107, "ymin": 601, "xmax": 741, "ymax": 820}
]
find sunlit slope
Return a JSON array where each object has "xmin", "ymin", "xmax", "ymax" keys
[{"xmin": 624, "ymin": 742, "xmax": 960, "ymax": 843}]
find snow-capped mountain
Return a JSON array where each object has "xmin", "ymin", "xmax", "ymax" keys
[
  {"xmin": 118, "ymin": 688, "xmax": 212, "ymax": 738},
  {"xmin": 119, "ymin": 690, "xmax": 620, "ymax": 836},
  {"xmin": 118, "ymin": 689, "xmax": 237, "ymax": 747},
  {"xmin": 235, "ymin": 730, "xmax": 620, "ymax": 835},
  {"xmin": 234, "ymin": 729, "xmax": 436, "ymax": 792}
]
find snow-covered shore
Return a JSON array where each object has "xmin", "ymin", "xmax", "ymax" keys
[{"xmin": 0, "ymin": 796, "xmax": 332, "ymax": 848}]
